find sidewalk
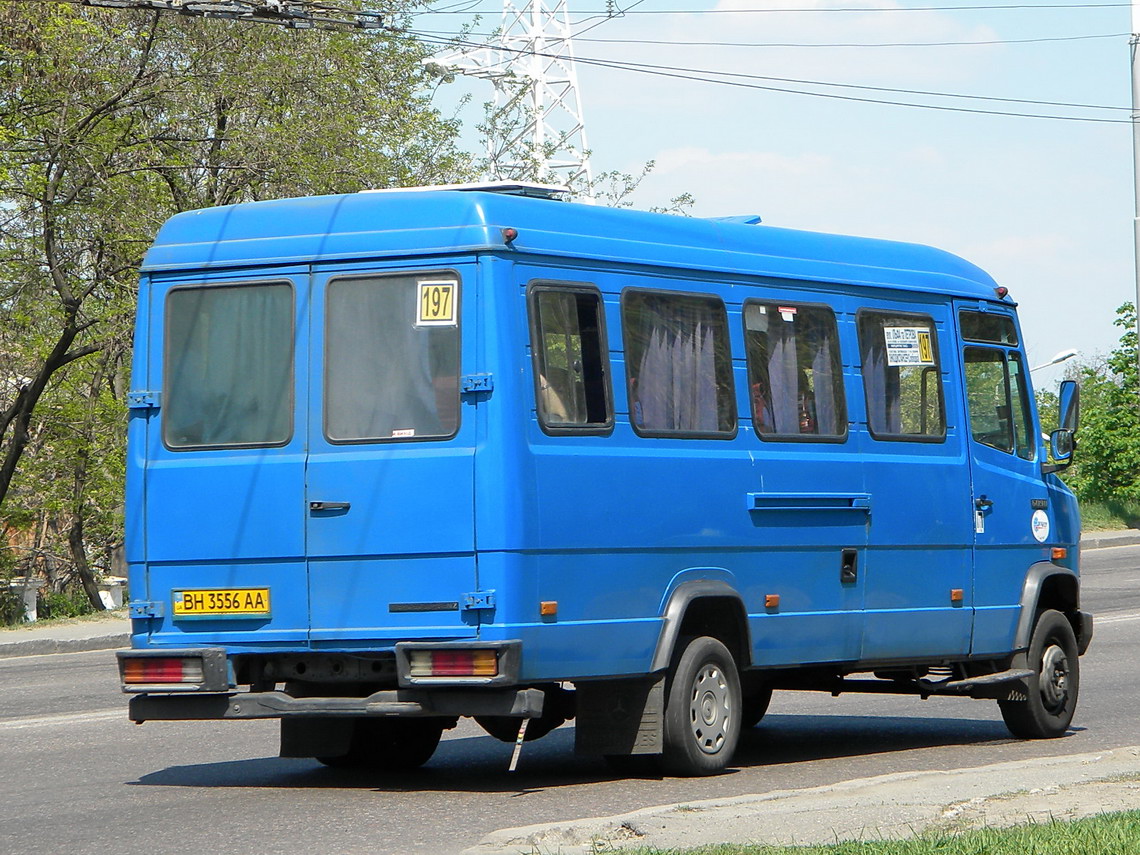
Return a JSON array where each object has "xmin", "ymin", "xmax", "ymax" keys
[
  {"xmin": 0, "ymin": 609, "xmax": 130, "ymax": 658},
  {"xmin": 1, "ymin": 528, "xmax": 1136, "ymax": 660},
  {"xmin": 464, "ymin": 747, "xmax": 1140, "ymax": 853}
]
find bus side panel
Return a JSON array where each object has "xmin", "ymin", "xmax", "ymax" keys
[{"xmin": 481, "ymin": 262, "xmax": 866, "ymax": 679}]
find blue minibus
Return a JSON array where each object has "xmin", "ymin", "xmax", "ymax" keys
[{"xmin": 118, "ymin": 183, "xmax": 1089, "ymax": 776}]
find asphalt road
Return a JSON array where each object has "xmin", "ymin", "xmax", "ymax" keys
[{"xmin": 2, "ymin": 544, "xmax": 1138, "ymax": 855}]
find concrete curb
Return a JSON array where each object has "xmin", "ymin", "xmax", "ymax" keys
[
  {"xmin": 1081, "ymin": 531, "xmax": 1140, "ymax": 550},
  {"xmin": 463, "ymin": 747, "xmax": 1140, "ymax": 854},
  {"xmin": 0, "ymin": 633, "xmax": 129, "ymax": 659}
]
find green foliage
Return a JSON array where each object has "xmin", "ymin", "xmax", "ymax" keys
[
  {"xmin": 1061, "ymin": 304, "xmax": 1140, "ymax": 504},
  {"xmin": 0, "ymin": 585, "xmax": 24, "ymax": 626},
  {"xmin": 0, "ymin": 5, "xmax": 475, "ymax": 598},
  {"xmin": 37, "ymin": 586, "xmax": 96, "ymax": 620}
]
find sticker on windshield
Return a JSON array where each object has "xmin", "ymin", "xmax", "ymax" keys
[
  {"xmin": 417, "ymin": 280, "xmax": 457, "ymax": 326},
  {"xmin": 884, "ymin": 326, "xmax": 935, "ymax": 367},
  {"xmin": 1031, "ymin": 509, "xmax": 1050, "ymax": 543}
]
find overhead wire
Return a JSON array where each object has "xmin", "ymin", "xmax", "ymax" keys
[
  {"xmin": 408, "ymin": 3, "xmax": 1133, "ymax": 15},
  {"xmin": 407, "ymin": 28, "xmax": 1132, "ymax": 123},
  {"xmin": 24, "ymin": 0, "xmax": 1132, "ymax": 123},
  {"xmin": 565, "ymin": 32, "xmax": 1130, "ymax": 49},
  {"xmin": 407, "ymin": 26, "xmax": 1130, "ymax": 49}
]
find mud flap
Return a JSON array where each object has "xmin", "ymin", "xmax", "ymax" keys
[{"xmin": 574, "ymin": 676, "xmax": 664, "ymax": 756}]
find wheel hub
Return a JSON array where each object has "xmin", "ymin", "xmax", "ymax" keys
[
  {"xmin": 689, "ymin": 664, "xmax": 730, "ymax": 754},
  {"xmin": 1039, "ymin": 642, "xmax": 1070, "ymax": 712}
]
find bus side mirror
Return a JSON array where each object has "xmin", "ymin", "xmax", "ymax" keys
[
  {"xmin": 1049, "ymin": 429, "xmax": 1074, "ymax": 463},
  {"xmin": 1043, "ymin": 380, "xmax": 1079, "ymax": 473},
  {"xmin": 1058, "ymin": 379, "xmax": 1080, "ymax": 432}
]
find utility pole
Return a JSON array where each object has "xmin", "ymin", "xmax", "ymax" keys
[
  {"xmin": 425, "ymin": 0, "xmax": 594, "ymax": 189},
  {"xmin": 1132, "ymin": 0, "xmax": 1140, "ymax": 351}
]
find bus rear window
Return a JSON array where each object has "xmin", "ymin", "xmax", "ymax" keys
[
  {"xmin": 164, "ymin": 282, "xmax": 294, "ymax": 449},
  {"xmin": 324, "ymin": 274, "xmax": 460, "ymax": 443}
]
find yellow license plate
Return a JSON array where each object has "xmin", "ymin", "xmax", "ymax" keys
[{"xmin": 172, "ymin": 588, "xmax": 270, "ymax": 618}]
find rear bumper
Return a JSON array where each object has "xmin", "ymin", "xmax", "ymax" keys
[
  {"xmin": 127, "ymin": 686, "xmax": 545, "ymax": 722},
  {"xmin": 118, "ymin": 639, "xmax": 523, "ymax": 693}
]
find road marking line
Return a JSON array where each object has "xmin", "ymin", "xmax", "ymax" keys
[
  {"xmin": 1094, "ymin": 611, "xmax": 1140, "ymax": 625},
  {"xmin": 0, "ymin": 709, "xmax": 123, "ymax": 730}
]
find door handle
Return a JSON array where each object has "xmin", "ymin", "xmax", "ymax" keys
[
  {"xmin": 309, "ymin": 501, "xmax": 351, "ymax": 512},
  {"xmin": 975, "ymin": 497, "xmax": 993, "ymax": 510}
]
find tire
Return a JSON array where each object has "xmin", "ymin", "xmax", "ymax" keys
[
  {"xmin": 316, "ymin": 717, "xmax": 444, "ymax": 770},
  {"xmin": 475, "ymin": 683, "xmax": 572, "ymax": 743},
  {"xmin": 999, "ymin": 609, "xmax": 1079, "ymax": 739},
  {"xmin": 661, "ymin": 636, "xmax": 742, "ymax": 776},
  {"xmin": 741, "ymin": 686, "xmax": 773, "ymax": 729},
  {"xmin": 474, "ymin": 715, "xmax": 562, "ymax": 743}
]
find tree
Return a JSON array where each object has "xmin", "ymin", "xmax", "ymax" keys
[
  {"xmin": 0, "ymin": 4, "xmax": 473, "ymax": 606},
  {"xmin": 1062, "ymin": 303, "xmax": 1140, "ymax": 503}
]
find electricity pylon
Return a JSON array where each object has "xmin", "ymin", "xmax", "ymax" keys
[{"xmin": 426, "ymin": 1, "xmax": 593, "ymax": 189}]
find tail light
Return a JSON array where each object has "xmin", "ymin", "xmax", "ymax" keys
[
  {"xmin": 122, "ymin": 656, "xmax": 205, "ymax": 685},
  {"xmin": 118, "ymin": 648, "xmax": 230, "ymax": 692},
  {"xmin": 408, "ymin": 648, "xmax": 498, "ymax": 678}
]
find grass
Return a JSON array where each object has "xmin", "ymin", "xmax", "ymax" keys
[
  {"xmin": 1077, "ymin": 498, "xmax": 1140, "ymax": 531},
  {"xmin": 602, "ymin": 810, "xmax": 1140, "ymax": 854}
]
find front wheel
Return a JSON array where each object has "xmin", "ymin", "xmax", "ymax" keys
[
  {"xmin": 999, "ymin": 609, "xmax": 1079, "ymax": 739},
  {"xmin": 661, "ymin": 636, "xmax": 742, "ymax": 776}
]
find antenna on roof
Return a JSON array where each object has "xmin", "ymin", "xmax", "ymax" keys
[{"xmin": 424, "ymin": 1, "xmax": 594, "ymax": 193}]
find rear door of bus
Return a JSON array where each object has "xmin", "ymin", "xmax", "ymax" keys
[
  {"xmin": 305, "ymin": 265, "xmax": 479, "ymax": 647},
  {"xmin": 142, "ymin": 269, "xmax": 311, "ymax": 646}
]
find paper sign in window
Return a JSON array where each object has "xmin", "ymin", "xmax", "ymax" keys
[
  {"xmin": 417, "ymin": 280, "xmax": 458, "ymax": 326},
  {"xmin": 884, "ymin": 326, "xmax": 935, "ymax": 367}
]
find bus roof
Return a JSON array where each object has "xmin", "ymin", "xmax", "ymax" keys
[{"xmin": 141, "ymin": 187, "xmax": 1002, "ymax": 301}]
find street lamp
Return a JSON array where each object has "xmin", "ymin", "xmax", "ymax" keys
[{"xmin": 1031, "ymin": 348, "xmax": 1078, "ymax": 373}]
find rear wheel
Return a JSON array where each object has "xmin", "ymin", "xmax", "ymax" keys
[
  {"xmin": 661, "ymin": 636, "xmax": 741, "ymax": 776},
  {"xmin": 999, "ymin": 609, "xmax": 1079, "ymax": 739},
  {"xmin": 475, "ymin": 683, "xmax": 572, "ymax": 743},
  {"xmin": 741, "ymin": 686, "xmax": 773, "ymax": 729},
  {"xmin": 317, "ymin": 717, "xmax": 444, "ymax": 770}
]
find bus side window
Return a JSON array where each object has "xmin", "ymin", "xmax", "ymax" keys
[
  {"xmin": 742, "ymin": 301, "xmax": 846, "ymax": 440},
  {"xmin": 858, "ymin": 311, "xmax": 945, "ymax": 441},
  {"xmin": 621, "ymin": 290, "xmax": 736, "ymax": 437},
  {"xmin": 529, "ymin": 284, "xmax": 612, "ymax": 432},
  {"xmin": 964, "ymin": 346, "xmax": 1035, "ymax": 460}
]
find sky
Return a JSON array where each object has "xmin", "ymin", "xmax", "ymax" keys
[{"xmin": 409, "ymin": 0, "xmax": 1135, "ymax": 391}]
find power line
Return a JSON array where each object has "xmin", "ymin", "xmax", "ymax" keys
[
  {"xmin": 411, "ymin": 3, "xmax": 1133, "ymax": 15},
  {"xmin": 411, "ymin": 30, "xmax": 1132, "ymax": 123},
  {"xmin": 411, "ymin": 27, "xmax": 1130, "ymax": 49},
  {"xmin": 27, "ymin": 0, "xmax": 1132, "ymax": 123},
  {"xmin": 567, "ymin": 32, "xmax": 1130, "ymax": 49}
]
